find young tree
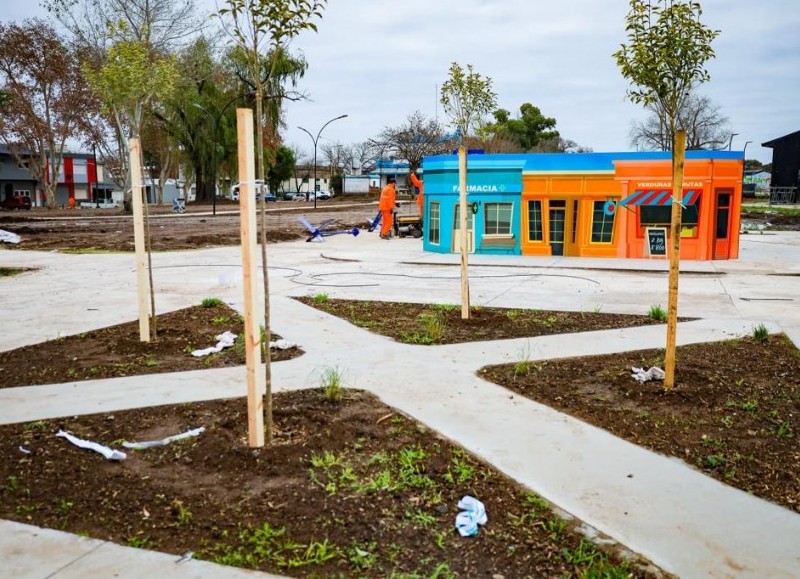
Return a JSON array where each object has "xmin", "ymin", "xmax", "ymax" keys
[
  {"xmin": 440, "ymin": 62, "xmax": 498, "ymax": 142},
  {"xmin": 218, "ymin": 0, "xmax": 327, "ymax": 447},
  {"xmin": 440, "ymin": 62, "xmax": 497, "ymax": 320},
  {"xmin": 614, "ymin": 0, "xmax": 719, "ymax": 390},
  {"xmin": 0, "ymin": 20, "xmax": 100, "ymax": 208},
  {"xmin": 83, "ymin": 24, "xmax": 179, "ymax": 202},
  {"xmin": 630, "ymin": 92, "xmax": 732, "ymax": 151}
]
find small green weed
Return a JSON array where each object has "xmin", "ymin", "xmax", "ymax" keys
[
  {"xmin": 404, "ymin": 508, "xmax": 437, "ymax": 527},
  {"xmin": 5, "ymin": 475, "xmax": 19, "ymax": 493},
  {"xmin": 143, "ymin": 356, "xmax": 159, "ymax": 368},
  {"xmin": 201, "ymin": 297, "xmax": 223, "ymax": 308},
  {"xmin": 172, "ymin": 499, "xmax": 193, "ymax": 525},
  {"xmin": 648, "ymin": 304, "xmax": 667, "ymax": 322},
  {"xmin": 313, "ymin": 293, "xmax": 329, "ymax": 304},
  {"xmin": 431, "ymin": 303, "xmax": 458, "ymax": 312},
  {"xmin": 752, "ymin": 323, "xmax": 770, "ymax": 343},
  {"xmin": 506, "ymin": 309, "xmax": 521, "ymax": 320},
  {"xmin": 56, "ymin": 499, "xmax": 73, "ymax": 514},
  {"xmin": 703, "ymin": 454, "xmax": 727, "ymax": 468},
  {"xmin": 127, "ymin": 535, "xmax": 152, "ymax": 549},
  {"xmin": 418, "ymin": 311, "xmax": 446, "ymax": 342},
  {"xmin": 320, "ymin": 366, "xmax": 344, "ymax": 401},
  {"xmin": 776, "ymin": 421, "xmax": 793, "ymax": 438},
  {"xmin": 211, "ymin": 315, "xmax": 230, "ymax": 325},
  {"xmin": 742, "ymin": 400, "xmax": 759, "ymax": 413},
  {"xmin": 347, "ymin": 541, "xmax": 378, "ymax": 570}
]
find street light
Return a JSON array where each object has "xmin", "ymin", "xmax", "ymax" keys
[
  {"xmin": 742, "ymin": 140, "xmax": 753, "ymax": 196},
  {"xmin": 298, "ymin": 114, "xmax": 348, "ymax": 209},
  {"xmin": 193, "ymin": 92, "xmax": 251, "ymax": 215},
  {"xmin": 728, "ymin": 133, "xmax": 739, "ymax": 151}
]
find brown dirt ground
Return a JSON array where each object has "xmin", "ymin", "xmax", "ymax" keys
[
  {"xmin": 0, "ymin": 196, "xmax": 381, "ymax": 251},
  {"xmin": 0, "ymin": 306, "xmax": 662, "ymax": 578},
  {"xmin": 300, "ymin": 299, "xmax": 799, "ymax": 514},
  {"xmin": 0, "ymin": 303, "xmax": 301, "ymax": 389}
]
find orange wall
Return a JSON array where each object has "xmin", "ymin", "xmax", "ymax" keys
[
  {"xmin": 519, "ymin": 159, "xmax": 742, "ymax": 260},
  {"xmin": 615, "ymin": 159, "xmax": 742, "ymax": 260}
]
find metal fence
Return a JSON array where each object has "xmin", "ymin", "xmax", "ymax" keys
[{"xmin": 768, "ymin": 187, "xmax": 798, "ymax": 205}]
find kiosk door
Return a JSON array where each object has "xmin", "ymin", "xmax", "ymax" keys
[
  {"xmin": 713, "ymin": 189, "xmax": 732, "ymax": 259},
  {"xmin": 549, "ymin": 200, "xmax": 566, "ymax": 256}
]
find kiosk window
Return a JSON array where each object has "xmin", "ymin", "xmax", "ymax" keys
[
  {"xmin": 527, "ymin": 200, "xmax": 543, "ymax": 241},
  {"xmin": 591, "ymin": 201, "xmax": 615, "ymax": 243},
  {"xmin": 485, "ymin": 202, "xmax": 513, "ymax": 235},
  {"xmin": 640, "ymin": 200, "xmax": 700, "ymax": 238},
  {"xmin": 429, "ymin": 202, "xmax": 440, "ymax": 244}
]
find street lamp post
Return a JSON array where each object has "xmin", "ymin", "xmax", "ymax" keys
[
  {"xmin": 728, "ymin": 132, "xmax": 739, "ymax": 151},
  {"xmin": 298, "ymin": 114, "xmax": 348, "ymax": 209},
  {"xmin": 742, "ymin": 140, "xmax": 752, "ymax": 195}
]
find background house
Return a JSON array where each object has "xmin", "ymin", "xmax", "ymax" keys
[{"xmin": 762, "ymin": 130, "xmax": 800, "ymax": 190}]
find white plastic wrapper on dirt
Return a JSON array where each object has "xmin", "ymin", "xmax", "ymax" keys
[
  {"xmin": 631, "ymin": 366, "xmax": 666, "ymax": 383},
  {"xmin": 191, "ymin": 331, "xmax": 237, "ymax": 357},
  {"xmin": 56, "ymin": 430, "xmax": 126, "ymax": 460},
  {"xmin": 122, "ymin": 426, "xmax": 205, "ymax": 450},
  {"xmin": 455, "ymin": 495, "xmax": 488, "ymax": 537},
  {"xmin": 0, "ymin": 229, "xmax": 21, "ymax": 244}
]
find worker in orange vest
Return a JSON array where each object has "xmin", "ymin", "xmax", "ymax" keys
[
  {"xmin": 378, "ymin": 176, "xmax": 397, "ymax": 239},
  {"xmin": 410, "ymin": 170, "xmax": 424, "ymax": 220}
]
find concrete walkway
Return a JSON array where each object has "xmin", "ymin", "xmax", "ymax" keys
[{"xmin": 1, "ymin": 231, "xmax": 799, "ymax": 578}]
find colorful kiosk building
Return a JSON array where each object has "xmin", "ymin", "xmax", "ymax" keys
[{"xmin": 421, "ymin": 151, "xmax": 743, "ymax": 260}]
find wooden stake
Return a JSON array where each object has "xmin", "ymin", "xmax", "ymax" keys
[
  {"xmin": 458, "ymin": 146, "xmax": 470, "ymax": 319},
  {"xmin": 237, "ymin": 108, "xmax": 265, "ymax": 448},
  {"xmin": 664, "ymin": 129, "xmax": 686, "ymax": 390},
  {"xmin": 129, "ymin": 137, "xmax": 150, "ymax": 342}
]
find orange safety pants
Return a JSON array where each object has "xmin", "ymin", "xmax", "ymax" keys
[{"xmin": 380, "ymin": 210, "xmax": 394, "ymax": 237}]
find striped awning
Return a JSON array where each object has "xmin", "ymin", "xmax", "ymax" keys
[{"xmin": 619, "ymin": 189, "xmax": 701, "ymax": 206}]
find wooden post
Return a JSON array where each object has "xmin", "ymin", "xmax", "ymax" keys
[
  {"xmin": 129, "ymin": 137, "xmax": 150, "ymax": 342},
  {"xmin": 664, "ymin": 129, "xmax": 686, "ymax": 390},
  {"xmin": 237, "ymin": 108, "xmax": 265, "ymax": 448},
  {"xmin": 458, "ymin": 146, "xmax": 470, "ymax": 319}
]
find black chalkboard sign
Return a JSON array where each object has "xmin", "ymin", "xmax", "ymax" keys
[{"xmin": 646, "ymin": 227, "xmax": 667, "ymax": 257}]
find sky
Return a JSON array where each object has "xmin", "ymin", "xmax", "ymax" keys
[{"xmin": 4, "ymin": 0, "xmax": 799, "ymax": 164}]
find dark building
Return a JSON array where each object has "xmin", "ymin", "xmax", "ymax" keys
[{"xmin": 762, "ymin": 130, "xmax": 800, "ymax": 189}]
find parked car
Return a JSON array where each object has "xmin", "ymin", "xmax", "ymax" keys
[
  {"xmin": 313, "ymin": 190, "xmax": 333, "ymax": 200},
  {"xmin": 230, "ymin": 180, "xmax": 276, "ymax": 202},
  {"xmin": 0, "ymin": 193, "xmax": 32, "ymax": 211},
  {"xmin": 282, "ymin": 191, "xmax": 304, "ymax": 201}
]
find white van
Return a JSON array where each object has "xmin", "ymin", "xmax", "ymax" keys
[{"xmin": 230, "ymin": 180, "xmax": 276, "ymax": 202}]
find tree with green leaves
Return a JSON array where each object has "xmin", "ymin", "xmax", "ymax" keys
[
  {"xmin": 0, "ymin": 20, "xmax": 100, "ymax": 209},
  {"xmin": 218, "ymin": 0, "xmax": 326, "ymax": 447},
  {"xmin": 614, "ymin": 0, "xmax": 719, "ymax": 390},
  {"xmin": 440, "ymin": 62, "xmax": 497, "ymax": 142},
  {"xmin": 83, "ymin": 23, "xmax": 179, "ymax": 197},
  {"xmin": 481, "ymin": 103, "xmax": 559, "ymax": 152},
  {"xmin": 267, "ymin": 145, "xmax": 295, "ymax": 193}
]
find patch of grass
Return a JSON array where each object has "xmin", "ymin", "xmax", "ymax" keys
[
  {"xmin": 431, "ymin": 303, "xmax": 458, "ymax": 312},
  {"xmin": 127, "ymin": 535, "xmax": 153, "ymax": 549},
  {"xmin": 648, "ymin": 304, "xmax": 667, "ymax": 322},
  {"xmin": 211, "ymin": 315, "xmax": 231, "ymax": 325},
  {"xmin": 752, "ymin": 323, "xmax": 770, "ymax": 343},
  {"xmin": 418, "ymin": 311, "xmax": 446, "ymax": 343},
  {"xmin": 320, "ymin": 366, "xmax": 344, "ymax": 402},
  {"xmin": 347, "ymin": 541, "xmax": 378, "ymax": 570},
  {"xmin": 312, "ymin": 293, "xmax": 329, "ymax": 304},
  {"xmin": 703, "ymin": 454, "xmax": 727, "ymax": 468},
  {"xmin": 201, "ymin": 297, "xmax": 223, "ymax": 308},
  {"xmin": 0, "ymin": 267, "xmax": 26, "ymax": 277}
]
